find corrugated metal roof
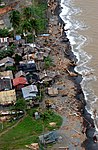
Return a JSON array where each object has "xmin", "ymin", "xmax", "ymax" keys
[
  {"xmin": 0, "ymin": 57, "xmax": 15, "ymax": 66},
  {"xmin": 15, "ymin": 71, "xmax": 25, "ymax": 78},
  {"xmin": 13, "ymin": 77, "xmax": 28, "ymax": 86},
  {"xmin": 0, "ymin": 71, "xmax": 13, "ymax": 79},
  {"xmin": 0, "ymin": 78, "xmax": 12, "ymax": 91},
  {"xmin": 22, "ymin": 85, "xmax": 38, "ymax": 100}
]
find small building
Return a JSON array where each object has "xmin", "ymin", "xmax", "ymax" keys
[
  {"xmin": 15, "ymin": 70, "xmax": 26, "ymax": 78},
  {"xmin": 13, "ymin": 77, "xmax": 28, "ymax": 90},
  {"xmin": 0, "ymin": 77, "xmax": 12, "ymax": 91},
  {"xmin": 39, "ymin": 70, "xmax": 60, "ymax": 83},
  {"xmin": 0, "ymin": 70, "xmax": 13, "ymax": 79},
  {"xmin": 39, "ymin": 71, "xmax": 52, "ymax": 82},
  {"xmin": 47, "ymin": 87, "xmax": 58, "ymax": 96},
  {"xmin": 18, "ymin": 60, "xmax": 36, "ymax": 73},
  {"xmin": 0, "ymin": 57, "xmax": 15, "ymax": 70},
  {"xmin": 0, "ymin": 37, "xmax": 8, "ymax": 43},
  {"xmin": 23, "ymin": 54, "xmax": 33, "ymax": 61},
  {"xmin": 23, "ymin": 45, "xmax": 35, "ymax": 54},
  {"xmin": 0, "ymin": 89, "xmax": 16, "ymax": 105},
  {"xmin": 26, "ymin": 73, "xmax": 39, "ymax": 84},
  {"xmin": 39, "ymin": 130, "xmax": 58, "ymax": 144},
  {"xmin": 22, "ymin": 85, "xmax": 38, "ymax": 100},
  {"xmin": 8, "ymin": 37, "xmax": 14, "ymax": 44}
]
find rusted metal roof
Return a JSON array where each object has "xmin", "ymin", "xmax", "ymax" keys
[{"xmin": 13, "ymin": 77, "xmax": 28, "ymax": 87}]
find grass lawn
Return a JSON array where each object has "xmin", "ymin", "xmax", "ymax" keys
[{"xmin": 0, "ymin": 111, "xmax": 62, "ymax": 150}]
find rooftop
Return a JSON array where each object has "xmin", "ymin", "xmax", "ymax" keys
[
  {"xmin": 0, "ymin": 78, "xmax": 12, "ymax": 91},
  {"xmin": 0, "ymin": 90, "xmax": 16, "ymax": 105},
  {"xmin": 47, "ymin": 87, "xmax": 58, "ymax": 96},
  {"xmin": 22, "ymin": 85, "xmax": 38, "ymax": 100},
  {"xmin": 13, "ymin": 77, "xmax": 28, "ymax": 87},
  {"xmin": 0, "ymin": 71, "xmax": 13, "ymax": 79}
]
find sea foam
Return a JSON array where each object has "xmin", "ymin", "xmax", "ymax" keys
[{"xmin": 60, "ymin": 0, "xmax": 98, "ymax": 131}]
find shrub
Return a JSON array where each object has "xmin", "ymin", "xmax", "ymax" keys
[
  {"xmin": 0, "ymin": 28, "xmax": 9, "ymax": 37},
  {"xmin": 44, "ymin": 56, "xmax": 53, "ymax": 69}
]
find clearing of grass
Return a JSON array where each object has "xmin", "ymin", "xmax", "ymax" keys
[{"xmin": 0, "ymin": 110, "xmax": 62, "ymax": 150}]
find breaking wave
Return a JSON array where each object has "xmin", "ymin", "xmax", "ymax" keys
[{"xmin": 60, "ymin": 0, "xmax": 98, "ymax": 131}]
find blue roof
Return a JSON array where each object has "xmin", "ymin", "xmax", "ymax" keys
[{"xmin": 16, "ymin": 35, "xmax": 21, "ymax": 41}]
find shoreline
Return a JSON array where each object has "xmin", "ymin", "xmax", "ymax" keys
[
  {"xmin": 0, "ymin": 0, "xmax": 97, "ymax": 149},
  {"xmin": 46, "ymin": 0, "xmax": 98, "ymax": 149},
  {"xmin": 43, "ymin": 0, "xmax": 86, "ymax": 149},
  {"xmin": 58, "ymin": 0, "xmax": 98, "ymax": 149}
]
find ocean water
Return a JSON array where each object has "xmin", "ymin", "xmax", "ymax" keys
[{"xmin": 60, "ymin": 0, "xmax": 98, "ymax": 131}]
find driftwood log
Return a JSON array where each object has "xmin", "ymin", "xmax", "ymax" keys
[{"xmin": 65, "ymin": 68, "xmax": 78, "ymax": 77}]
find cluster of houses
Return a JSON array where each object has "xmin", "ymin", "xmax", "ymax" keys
[{"xmin": 0, "ymin": 35, "xmax": 60, "ymax": 111}]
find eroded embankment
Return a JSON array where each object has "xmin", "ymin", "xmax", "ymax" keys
[{"xmin": 39, "ymin": 0, "xmax": 87, "ymax": 149}]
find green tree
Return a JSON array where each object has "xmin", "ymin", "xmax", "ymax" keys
[
  {"xmin": 22, "ymin": 6, "xmax": 37, "ymax": 42},
  {"xmin": 14, "ymin": 54, "xmax": 22, "ymax": 65},
  {"xmin": 29, "ymin": 18, "xmax": 38, "ymax": 42},
  {"xmin": 0, "ymin": 28, "xmax": 9, "ymax": 37},
  {"xmin": 22, "ymin": 7, "xmax": 33, "ymax": 20},
  {"xmin": 9, "ymin": 10, "xmax": 21, "ymax": 38},
  {"xmin": 21, "ymin": 20, "xmax": 31, "ymax": 43},
  {"xmin": 14, "ymin": 98, "xmax": 26, "ymax": 111},
  {"xmin": 6, "ymin": 66, "xmax": 16, "ymax": 72}
]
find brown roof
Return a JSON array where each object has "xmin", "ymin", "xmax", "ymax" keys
[
  {"xmin": 0, "ymin": 90, "xmax": 16, "ymax": 105},
  {"xmin": 0, "ymin": 71, "xmax": 13, "ymax": 79}
]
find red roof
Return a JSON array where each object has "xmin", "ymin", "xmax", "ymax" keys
[{"xmin": 13, "ymin": 77, "xmax": 28, "ymax": 86}]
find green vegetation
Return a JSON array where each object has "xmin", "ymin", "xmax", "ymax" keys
[
  {"xmin": 14, "ymin": 98, "xmax": 26, "ymax": 111},
  {"xmin": 44, "ymin": 56, "xmax": 53, "ymax": 69},
  {"xmin": 6, "ymin": 66, "xmax": 16, "ymax": 72},
  {"xmin": 33, "ymin": 3, "xmax": 48, "ymax": 33},
  {"xmin": 0, "ymin": 111, "xmax": 62, "ymax": 150},
  {"xmin": 8, "ymin": 0, "xmax": 47, "ymax": 41},
  {"xmin": 0, "ymin": 28, "xmax": 9, "ymax": 37},
  {"xmin": 0, "ymin": 46, "xmax": 14, "ymax": 60},
  {"xmin": 14, "ymin": 54, "xmax": 22, "ymax": 64},
  {"xmin": 9, "ymin": 10, "xmax": 21, "ymax": 37}
]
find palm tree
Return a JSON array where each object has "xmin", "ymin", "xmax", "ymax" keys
[
  {"xmin": 21, "ymin": 20, "xmax": 31, "ymax": 43},
  {"xmin": 9, "ymin": 10, "xmax": 21, "ymax": 38},
  {"xmin": 29, "ymin": 18, "xmax": 38, "ymax": 42},
  {"xmin": 22, "ymin": 7, "xmax": 33, "ymax": 20}
]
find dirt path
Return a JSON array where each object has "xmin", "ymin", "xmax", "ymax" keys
[{"xmin": 0, "ymin": 114, "xmax": 26, "ymax": 137}]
